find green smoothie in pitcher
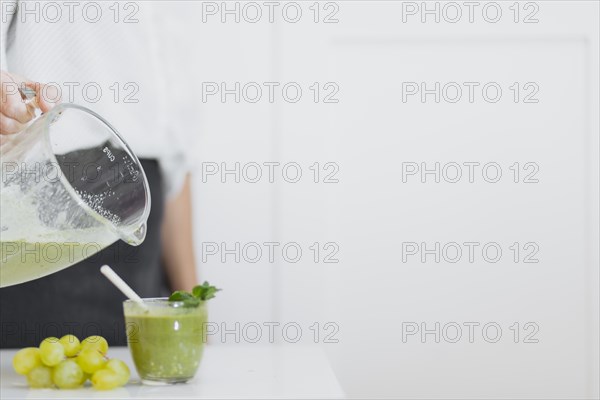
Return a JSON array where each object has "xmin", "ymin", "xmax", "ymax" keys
[
  {"xmin": 123, "ymin": 283, "xmax": 219, "ymax": 385},
  {"xmin": 1, "ymin": 232, "xmax": 115, "ymax": 287}
]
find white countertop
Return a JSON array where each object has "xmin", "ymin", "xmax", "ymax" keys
[{"xmin": 0, "ymin": 345, "xmax": 345, "ymax": 399}]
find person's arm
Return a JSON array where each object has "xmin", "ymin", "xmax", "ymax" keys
[
  {"xmin": 161, "ymin": 173, "xmax": 198, "ymax": 292},
  {"xmin": 1, "ymin": 6, "xmax": 59, "ymax": 134},
  {"xmin": 0, "ymin": 70, "xmax": 59, "ymax": 135}
]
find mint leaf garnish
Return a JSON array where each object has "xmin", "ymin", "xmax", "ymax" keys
[
  {"xmin": 168, "ymin": 282, "xmax": 221, "ymax": 307},
  {"xmin": 192, "ymin": 281, "xmax": 221, "ymax": 301},
  {"xmin": 169, "ymin": 291, "xmax": 194, "ymax": 302}
]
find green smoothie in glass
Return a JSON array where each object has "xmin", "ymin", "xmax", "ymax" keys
[{"xmin": 123, "ymin": 298, "xmax": 208, "ymax": 384}]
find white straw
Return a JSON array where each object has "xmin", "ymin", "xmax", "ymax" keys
[{"xmin": 100, "ymin": 265, "xmax": 148, "ymax": 310}]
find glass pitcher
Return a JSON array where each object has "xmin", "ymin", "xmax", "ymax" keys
[{"xmin": 0, "ymin": 93, "xmax": 151, "ymax": 287}]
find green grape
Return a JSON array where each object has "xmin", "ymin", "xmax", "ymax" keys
[
  {"xmin": 105, "ymin": 359, "xmax": 130, "ymax": 385},
  {"xmin": 52, "ymin": 359, "xmax": 85, "ymax": 389},
  {"xmin": 76, "ymin": 348, "xmax": 106, "ymax": 374},
  {"xmin": 91, "ymin": 369, "xmax": 122, "ymax": 390},
  {"xmin": 12, "ymin": 347, "xmax": 42, "ymax": 375},
  {"xmin": 81, "ymin": 336, "xmax": 109, "ymax": 355},
  {"xmin": 39, "ymin": 337, "xmax": 65, "ymax": 367},
  {"xmin": 26, "ymin": 365, "xmax": 54, "ymax": 388},
  {"xmin": 59, "ymin": 334, "xmax": 81, "ymax": 357}
]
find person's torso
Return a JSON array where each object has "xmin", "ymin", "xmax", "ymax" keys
[{"xmin": 5, "ymin": 2, "xmax": 170, "ymax": 160}]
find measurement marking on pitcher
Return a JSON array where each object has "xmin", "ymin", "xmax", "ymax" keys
[
  {"xmin": 123, "ymin": 156, "xmax": 139, "ymax": 182},
  {"xmin": 103, "ymin": 147, "xmax": 115, "ymax": 162}
]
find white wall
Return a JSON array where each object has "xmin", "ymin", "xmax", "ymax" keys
[{"xmin": 163, "ymin": 1, "xmax": 599, "ymax": 398}]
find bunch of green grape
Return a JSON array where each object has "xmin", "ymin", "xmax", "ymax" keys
[{"xmin": 12, "ymin": 335, "xmax": 130, "ymax": 390}]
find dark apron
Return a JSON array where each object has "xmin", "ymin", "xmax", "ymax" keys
[{"xmin": 0, "ymin": 159, "xmax": 168, "ymax": 348}]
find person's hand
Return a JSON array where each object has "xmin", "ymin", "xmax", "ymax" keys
[{"xmin": 0, "ymin": 70, "xmax": 60, "ymax": 135}]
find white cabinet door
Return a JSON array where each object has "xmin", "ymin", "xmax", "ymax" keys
[{"xmin": 276, "ymin": 1, "xmax": 599, "ymax": 398}]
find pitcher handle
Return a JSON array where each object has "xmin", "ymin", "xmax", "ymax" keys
[{"xmin": 18, "ymin": 86, "xmax": 38, "ymax": 107}]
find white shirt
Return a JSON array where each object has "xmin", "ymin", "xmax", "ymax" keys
[{"xmin": 0, "ymin": 1, "xmax": 190, "ymax": 198}]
